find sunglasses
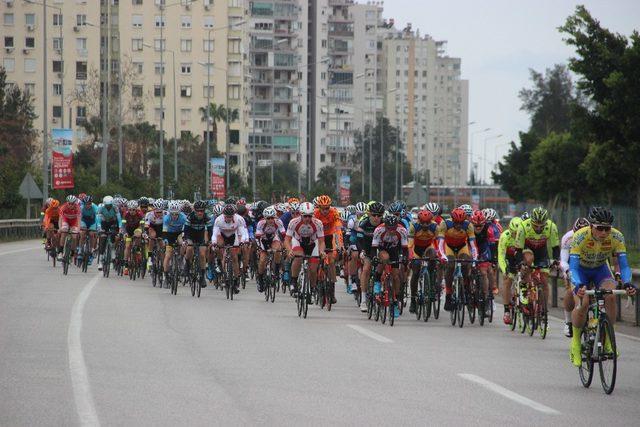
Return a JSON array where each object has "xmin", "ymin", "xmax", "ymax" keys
[
  {"xmin": 195, "ymin": 209, "xmax": 205, "ymax": 213},
  {"xmin": 593, "ymin": 225, "xmax": 611, "ymax": 232},
  {"xmin": 265, "ymin": 216, "xmax": 275, "ymax": 220},
  {"xmin": 532, "ymin": 222, "xmax": 545, "ymax": 229},
  {"xmin": 370, "ymin": 213, "xmax": 382, "ymax": 217},
  {"xmin": 302, "ymin": 214, "xmax": 313, "ymax": 218}
]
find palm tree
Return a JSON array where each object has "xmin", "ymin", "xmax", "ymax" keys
[{"xmin": 198, "ymin": 102, "xmax": 239, "ymax": 151}]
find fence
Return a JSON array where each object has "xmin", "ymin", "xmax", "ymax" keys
[{"xmin": 0, "ymin": 219, "xmax": 42, "ymax": 240}]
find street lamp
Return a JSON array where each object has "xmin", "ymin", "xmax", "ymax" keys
[
  {"xmin": 483, "ymin": 134, "xmax": 502, "ymax": 183},
  {"xmin": 380, "ymin": 87, "xmax": 398, "ymax": 203},
  {"xmin": 470, "ymin": 127, "xmax": 491, "ymax": 181}
]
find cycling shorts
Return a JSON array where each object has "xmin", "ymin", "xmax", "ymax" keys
[
  {"xmin": 292, "ymin": 236, "xmax": 319, "ymax": 257},
  {"xmin": 164, "ymin": 231, "xmax": 182, "ymax": 246},
  {"xmin": 259, "ymin": 235, "xmax": 275, "ymax": 251},
  {"xmin": 324, "ymin": 234, "xmax": 334, "ymax": 251},
  {"xmin": 148, "ymin": 223, "xmax": 163, "ymax": 237},
  {"xmin": 377, "ymin": 245, "xmax": 401, "ymax": 268},
  {"xmin": 572, "ymin": 263, "xmax": 614, "ymax": 289},
  {"xmin": 81, "ymin": 217, "xmax": 98, "ymax": 231},
  {"xmin": 184, "ymin": 232, "xmax": 206, "ymax": 246},
  {"xmin": 522, "ymin": 246, "xmax": 550, "ymax": 273},
  {"xmin": 218, "ymin": 234, "xmax": 240, "ymax": 248},
  {"xmin": 59, "ymin": 217, "xmax": 80, "ymax": 234},
  {"xmin": 445, "ymin": 243, "xmax": 470, "ymax": 257}
]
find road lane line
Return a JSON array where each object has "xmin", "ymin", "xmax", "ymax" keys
[
  {"xmin": 0, "ymin": 246, "xmax": 40, "ymax": 257},
  {"xmin": 68, "ymin": 273, "xmax": 101, "ymax": 427},
  {"xmin": 458, "ymin": 373, "xmax": 560, "ymax": 415},
  {"xmin": 346, "ymin": 324, "xmax": 393, "ymax": 343}
]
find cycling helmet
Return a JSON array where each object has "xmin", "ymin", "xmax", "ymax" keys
[
  {"xmin": 355, "ymin": 202, "xmax": 367, "ymax": 214},
  {"xmin": 573, "ymin": 217, "xmax": 590, "ymax": 232},
  {"xmin": 127, "ymin": 200, "xmax": 139, "ymax": 209},
  {"xmin": 383, "ymin": 215, "xmax": 399, "ymax": 227},
  {"xmin": 459, "ymin": 204, "xmax": 473, "ymax": 217},
  {"xmin": 388, "ymin": 201, "xmax": 404, "ymax": 214},
  {"xmin": 153, "ymin": 200, "xmax": 164, "ymax": 210},
  {"xmin": 287, "ymin": 197, "xmax": 300, "ymax": 204},
  {"xmin": 49, "ymin": 199, "xmax": 60, "ymax": 208},
  {"xmin": 299, "ymin": 202, "xmax": 314, "ymax": 215},
  {"xmin": 312, "ymin": 197, "xmax": 319, "ymax": 207},
  {"xmin": 417, "ymin": 210, "xmax": 433, "ymax": 223},
  {"xmin": 78, "ymin": 192, "xmax": 86, "ymax": 201},
  {"xmin": 45, "ymin": 197, "xmax": 53, "ymax": 207},
  {"xmin": 509, "ymin": 217, "xmax": 523, "ymax": 234},
  {"xmin": 340, "ymin": 210, "xmax": 350, "ymax": 222},
  {"xmin": 213, "ymin": 205, "xmax": 224, "ymax": 216},
  {"xmin": 531, "ymin": 206, "xmax": 549, "ymax": 224},
  {"xmin": 451, "ymin": 208, "xmax": 467, "ymax": 223},
  {"xmin": 222, "ymin": 204, "xmax": 236, "ymax": 216},
  {"xmin": 236, "ymin": 198, "xmax": 246, "ymax": 206},
  {"xmin": 346, "ymin": 205, "xmax": 356, "ymax": 215},
  {"xmin": 103, "ymin": 196, "xmax": 114, "ymax": 206},
  {"xmin": 482, "ymin": 208, "xmax": 497, "ymax": 222},
  {"xmin": 139, "ymin": 196, "xmax": 149, "ymax": 205},
  {"xmin": 161, "ymin": 199, "xmax": 169, "ymax": 210},
  {"xmin": 290, "ymin": 202, "xmax": 300, "ymax": 212},
  {"xmin": 471, "ymin": 210, "xmax": 486, "ymax": 226},
  {"xmin": 263, "ymin": 207, "xmax": 277, "ymax": 218},
  {"xmin": 588, "ymin": 206, "xmax": 614, "ymax": 225},
  {"xmin": 396, "ymin": 201, "xmax": 407, "ymax": 212},
  {"xmin": 181, "ymin": 202, "xmax": 193, "ymax": 214},
  {"xmin": 225, "ymin": 196, "xmax": 238, "ymax": 205},
  {"xmin": 316, "ymin": 195, "xmax": 332, "ymax": 207},
  {"xmin": 368, "ymin": 201, "xmax": 385, "ymax": 215},
  {"xmin": 193, "ymin": 200, "xmax": 207, "ymax": 211},
  {"xmin": 255, "ymin": 200, "xmax": 268, "ymax": 212},
  {"xmin": 424, "ymin": 202, "xmax": 441, "ymax": 216},
  {"xmin": 521, "ymin": 211, "xmax": 530, "ymax": 220},
  {"xmin": 168, "ymin": 201, "xmax": 180, "ymax": 213},
  {"xmin": 236, "ymin": 205, "xmax": 247, "ymax": 216},
  {"xmin": 66, "ymin": 195, "xmax": 78, "ymax": 204},
  {"xmin": 83, "ymin": 194, "xmax": 93, "ymax": 204},
  {"xmin": 275, "ymin": 203, "xmax": 286, "ymax": 213}
]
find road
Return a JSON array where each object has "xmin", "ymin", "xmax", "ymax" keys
[{"xmin": 1, "ymin": 239, "xmax": 639, "ymax": 426}]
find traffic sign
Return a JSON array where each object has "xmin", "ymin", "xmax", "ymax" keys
[{"xmin": 19, "ymin": 173, "xmax": 43, "ymax": 200}]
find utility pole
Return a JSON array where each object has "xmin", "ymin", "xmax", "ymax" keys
[
  {"xmin": 100, "ymin": 1, "xmax": 110, "ymax": 186},
  {"xmin": 42, "ymin": 0, "xmax": 49, "ymax": 199},
  {"xmin": 158, "ymin": 5, "xmax": 165, "ymax": 197}
]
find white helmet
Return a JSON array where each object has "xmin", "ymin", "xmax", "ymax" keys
[
  {"xmin": 263, "ymin": 207, "xmax": 277, "ymax": 218},
  {"xmin": 103, "ymin": 195, "xmax": 114, "ymax": 206},
  {"xmin": 299, "ymin": 202, "xmax": 314, "ymax": 215},
  {"xmin": 127, "ymin": 200, "xmax": 139, "ymax": 209},
  {"xmin": 168, "ymin": 201, "xmax": 181, "ymax": 213}
]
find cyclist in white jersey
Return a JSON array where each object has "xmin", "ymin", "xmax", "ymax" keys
[
  {"xmin": 559, "ymin": 217, "xmax": 590, "ymax": 337},
  {"xmin": 212, "ymin": 204, "xmax": 249, "ymax": 279},
  {"xmin": 255, "ymin": 206, "xmax": 286, "ymax": 292}
]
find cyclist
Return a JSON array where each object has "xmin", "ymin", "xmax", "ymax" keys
[
  {"xmin": 371, "ymin": 215, "xmax": 410, "ymax": 318},
  {"xmin": 559, "ymin": 217, "xmax": 590, "ymax": 337},
  {"xmin": 514, "ymin": 206, "xmax": 560, "ymax": 315},
  {"xmin": 355, "ymin": 202, "xmax": 385, "ymax": 312},
  {"xmin": 162, "ymin": 201, "xmax": 187, "ymax": 287},
  {"xmin": 569, "ymin": 206, "xmax": 636, "ymax": 366},
  {"xmin": 144, "ymin": 199, "xmax": 165, "ymax": 269},
  {"xmin": 459, "ymin": 204, "xmax": 474, "ymax": 220},
  {"xmin": 498, "ymin": 217, "xmax": 523, "ymax": 324},
  {"xmin": 471, "ymin": 210, "xmax": 501, "ymax": 315},
  {"xmin": 97, "ymin": 196, "xmax": 122, "ymax": 261},
  {"xmin": 284, "ymin": 202, "xmax": 326, "ymax": 298},
  {"xmin": 58, "ymin": 195, "xmax": 82, "ymax": 260},
  {"xmin": 121, "ymin": 200, "xmax": 145, "ymax": 275},
  {"xmin": 345, "ymin": 204, "xmax": 361, "ymax": 294},
  {"xmin": 43, "ymin": 199, "xmax": 61, "ymax": 252},
  {"xmin": 408, "ymin": 209, "xmax": 439, "ymax": 313},
  {"xmin": 212, "ymin": 204, "xmax": 249, "ymax": 293},
  {"xmin": 314, "ymin": 195, "xmax": 343, "ymax": 304},
  {"xmin": 138, "ymin": 197, "xmax": 151, "ymax": 213},
  {"xmin": 279, "ymin": 202, "xmax": 300, "ymax": 286},
  {"xmin": 79, "ymin": 195, "xmax": 100, "ymax": 265},
  {"xmin": 183, "ymin": 200, "xmax": 211, "ymax": 287},
  {"xmin": 424, "ymin": 202, "xmax": 444, "ymax": 224},
  {"xmin": 236, "ymin": 203, "xmax": 254, "ymax": 279},
  {"xmin": 255, "ymin": 206, "xmax": 286, "ymax": 292},
  {"xmin": 438, "ymin": 207, "xmax": 478, "ymax": 311}
]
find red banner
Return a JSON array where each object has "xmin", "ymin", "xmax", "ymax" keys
[
  {"xmin": 52, "ymin": 150, "xmax": 74, "ymax": 189},
  {"xmin": 210, "ymin": 157, "xmax": 226, "ymax": 199}
]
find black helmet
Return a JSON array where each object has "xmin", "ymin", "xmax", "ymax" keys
[
  {"xmin": 588, "ymin": 206, "xmax": 614, "ymax": 225},
  {"xmin": 368, "ymin": 201, "xmax": 385, "ymax": 215},
  {"xmin": 236, "ymin": 205, "xmax": 247, "ymax": 216},
  {"xmin": 139, "ymin": 196, "xmax": 149, "ymax": 207},
  {"xmin": 255, "ymin": 200, "xmax": 268, "ymax": 213},
  {"xmin": 383, "ymin": 215, "xmax": 399, "ymax": 227},
  {"xmin": 223, "ymin": 204, "xmax": 236, "ymax": 216},
  {"xmin": 572, "ymin": 217, "xmax": 590, "ymax": 232},
  {"xmin": 83, "ymin": 194, "xmax": 93, "ymax": 204},
  {"xmin": 225, "ymin": 196, "xmax": 238, "ymax": 205},
  {"xmin": 193, "ymin": 200, "xmax": 207, "ymax": 211}
]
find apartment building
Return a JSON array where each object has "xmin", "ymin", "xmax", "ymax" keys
[
  {"xmin": 381, "ymin": 26, "xmax": 468, "ymax": 186},
  {"xmin": 1, "ymin": 0, "xmax": 101, "ymax": 145}
]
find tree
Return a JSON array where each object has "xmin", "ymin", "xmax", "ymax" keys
[
  {"xmin": 0, "ymin": 68, "xmax": 38, "ymax": 211},
  {"xmin": 199, "ymin": 102, "xmax": 239, "ymax": 152}
]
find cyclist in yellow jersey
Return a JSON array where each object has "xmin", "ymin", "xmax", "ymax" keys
[
  {"xmin": 568, "ymin": 207, "xmax": 636, "ymax": 366},
  {"xmin": 497, "ymin": 217, "xmax": 522, "ymax": 324}
]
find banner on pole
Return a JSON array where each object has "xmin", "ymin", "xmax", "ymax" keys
[
  {"xmin": 471, "ymin": 193, "xmax": 480, "ymax": 211},
  {"xmin": 51, "ymin": 128, "xmax": 74, "ymax": 189},
  {"xmin": 339, "ymin": 174, "xmax": 350, "ymax": 206},
  {"xmin": 210, "ymin": 157, "xmax": 226, "ymax": 199}
]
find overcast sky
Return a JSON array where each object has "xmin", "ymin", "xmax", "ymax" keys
[{"xmin": 382, "ymin": 0, "xmax": 640, "ymax": 182}]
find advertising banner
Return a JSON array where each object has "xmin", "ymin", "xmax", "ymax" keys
[
  {"xmin": 471, "ymin": 193, "xmax": 480, "ymax": 211},
  {"xmin": 339, "ymin": 174, "xmax": 350, "ymax": 206},
  {"xmin": 210, "ymin": 157, "xmax": 226, "ymax": 199},
  {"xmin": 51, "ymin": 128, "xmax": 74, "ymax": 189}
]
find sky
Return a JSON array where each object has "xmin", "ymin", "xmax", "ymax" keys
[{"xmin": 382, "ymin": 0, "xmax": 640, "ymax": 182}]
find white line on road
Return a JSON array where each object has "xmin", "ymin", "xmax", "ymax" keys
[
  {"xmin": 68, "ymin": 273, "xmax": 101, "ymax": 427},
  {"xmin": 346, "ymin": 324, "xmax": 393, "ymax": 343},
  {"xmin": 547, "ymin": 313, "xmax": 640, "ymax": 343},
  {"xmin": 458, "ymin": 373, "xmax": 560, "ymax": 415},
  {"xmin": 0, "ymin": 246, "xmax": 39, "ymax": 257}
]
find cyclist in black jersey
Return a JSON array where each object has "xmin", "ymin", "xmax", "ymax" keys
[{"xmin": 355, "ymin": 202, "xmax": 384, "ymax": 312}]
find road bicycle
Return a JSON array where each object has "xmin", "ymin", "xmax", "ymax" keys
[
  {"xmin": 449, "ymin": 258, "xmax": 476, "ymax": 328},
  {"xmin": 413, "ymin": 257, "xmax": 440, "ymax": 322},
  {"xmin": 263, "ymin": 249, "xmax": 278, "ymax": 303},
  {"xmin": 294, "ymin": 255, "xmax": 314, "ymax": 319}
]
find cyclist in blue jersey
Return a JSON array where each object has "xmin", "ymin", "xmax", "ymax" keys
[
  {"xmin": 162, "ymin": 201, "xmax": 187, "ymax": 284},
  {"xmin": 79, "ymin": 195, "xmax": 100, "ymax": 264}
]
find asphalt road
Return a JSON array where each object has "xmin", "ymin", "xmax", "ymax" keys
[{"xmin": 1, "ymin": 239, "xmax": 640, "ymax": 426}]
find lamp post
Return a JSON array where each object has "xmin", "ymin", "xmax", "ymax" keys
[
  {"xmin": 483, "ymin": 134, "xmax": 502, "ymax": 183},
  {"xmin": 380, "ymin": 88, "xmax": 398, "ymax": 203},
  {"xmin": 470, "ymin": 127, "xmax": 490, "ymax": 181}
]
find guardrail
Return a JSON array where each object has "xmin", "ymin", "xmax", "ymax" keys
[{"xmin": 0, "ymin": 219, "xmax": 42, "ymax": 240}]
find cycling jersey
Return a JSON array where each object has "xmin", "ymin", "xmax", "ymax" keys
[
  {"xmin": 240, "ymin": 214, "xmax": 255, "ymax": 240},
  {"xmin": 474, "ymin": 222, "xmax": 500, "ymax": 263},
  {"xmin": 279, "ymin": 211, "xmax": 294, "ymax": 231},
  {"xmin": 144, "ymin": 210, "xmax": 164, "ymax": 227},
  {"xmin": 355, "ymin": 217, "xmax": 380, "ymax": 256},
  {"xmin": 163, "ymin": 212, "xmax": 187, "ymax": 233},
  {"xmin": 437, "ymin": 219, "xmax": 477, "ymax": 258},
  {"xmin": 286, "ymin": 216, "xmax": 324, "ymax": 243},
  {"xmin": 497, "ymin": 229, "xmax": 518, "ymax": 275},
  {"xmin": 514, "ymin": 218, "xmax": 560, "ymax": 263},
  {"xmin": 121, "ymin": 209, "xmax": 145, "ymax": 236},
  {"xmin": 212, "ymin": 214, "xmax": 249, "ymax": 244},
  {"xmin": 409, "ymin": 221, "xmax": 438, "ymax": 248},
  {"xmin": 569, "ymin": 226, "xmax": 631, "ymax": 289},
  {"xmin": 80, "ymin": 203, "xmax": 100, "ymax": 230},
  {"xmin": 372, "ymin": 224, "xmax": 409, "ymax": 249},
  {"xmin": 256, "ymin": 218, "xmax": 286, "ymax": 240},
  {"xmin": 43, "ymin": 206, "xmax": 60, "ymax": 229},
  {"xmin": 59, "ymin": 202, "xmax": 81, "ymax": 221},
  {"xmin": 559, "ymin": 230, "xmax": 573, "ymax": 275},
  {"xmin": 314, "ymin": 207, "xmax": 341, "ymax": 236},
  {"xmin": 97, "ymin": 205, "xmax": 122, "ymax": 229},
  {"xmin": 184, "ymin": 211, "xmax": 212, "ymax": 244}
]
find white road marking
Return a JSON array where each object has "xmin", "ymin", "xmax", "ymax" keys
[
  {"xmin": 458, "ymin": 373, "xmax": 560, "ymax": 415},
  {"xmin": 0, "ymin": 246, "xmax": 40, "ymax": 257},
  {"xmin": 68, "ymin": 274, "xmax": 101, "ymax": 426},
  {"xmin": 547, "ymin": 313, "xmax": 640, "ymax": 343},
  {"xmin": 346, "ymin": 324, "xmax": 393, "ymax": 343}
]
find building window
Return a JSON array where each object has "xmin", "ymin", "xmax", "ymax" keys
[
  {"xmin": 76, "ymin": 38, "xmax": 87, "ymax": 53},
  {"xmin": 154, "ymin": 15, "xmax": 165, "ymax": 28},
  {"xmin": 4, "ymin": 36, "xmax": 14, "ymax": 48},
  {"xmin": 52, "ymin": 37, "xmax": 64, "ymax": 51},
  {"xmin": 24, "ymin": 58, "xmax": 36, "ymax": 73},
  {"xmin": 180, "ymin": 85, "xmax": 191, "ymax": 97},
  {"xmin": 154, "ymin": 85, "xmax": 166, "ymax": 97},
  {"xmin": 154, "ymin": 108, "xmax": 165, "ymax": 120},
  {"xmin": 25, "ymin": 37, "xmax": 35, "ymax": 49},
  {"xmin": 203, "ymin": 16, "xmax": 214, "ymax": 29},
  {"xmin": 132, "ymin": 0, "xmax": 143, "ymax": 5},
  {"xmin": 24, "ymin": 83, "xmax": 35, "ymax": 94},
  {"xmin": 3, "ymin": 58, "xmax": 15, "ymax": 72},
  {"xmin": 132, "ymin": 61, "xmax": 143, "ymax": 73},
  {"xmin": 132, "ymin": 85, "xmax": 143, "ymax": 97},
  {"xmin": 131, "ymin": 38, "xmax": 143, "ymax": 51},
  {"xmin": 180, "ymin": 38, "xmax": 192, "ymax": 52},
  {"xmin": 77, "ymin": 106, "xmax": 86, "ymax": 119},
  {"xmin": 203, "ymin": 85, "xmax": 214, "ymax": 98},
  {"xmin": 53, "ymin": 14, "xmax": 63, "ymax": 26},
  {"xmin": 53, "ymin": 83, "xmax": 62, "ymax": 95},
  {"xmin": 228, "ymin": 39, "xmax": 240, "ymax": 53},
  {"xmin": 76, "ymin": 14, "xmax": 87, "ymax": 26},
  {"xmin": 180, "ymin": 108, "xmax": 191, "ymax": 121},
  {"xmin": 76, "ymin": 61, "xmax": 87, "ymax": 80},
  {"xmin": 180, "ymin": 63, "xmax": 191, "ymax": 74},
  {"xmin": 228, "ymin": 85, "xmax": 240, "ymax": 100},
  {"xmin": 181, "ymin": 15, "xmax": 191, "ymax": 28},
  {"xmin": 3, "ymin": 13, "xmax": 14, "ymax": 26},
  {"xmin": 25, "ymin": 13, "xmax": 36, "ymax": 26},
  {"xmin": 203, "ymin": 39, "xmax": 214, "ymax": 52},
  {"xmin": 132, "ymin": 14, "xmax": 143, "ymax": 28},
  {"xmin": 53, "ymin": 60, "xmax": 63, "ymax": 73},
  {"xmin": 154, "ymin": 38, "xmax": 166, "ymax": 51},
  {"xmin": 154, "ymin": 62, "xmax": 165, "ymax": 75},
  {"xmin": 53, "ymin": 105, "xmax": 62, "ymax": 118},
  {"xmin": 320, "ymin": 154, "xmax": 325, "ymax": 163}
]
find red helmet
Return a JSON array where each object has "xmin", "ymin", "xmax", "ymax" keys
[
  {"xmin": 417, "ymin": 210, "xmax": 433, "ymax": 223},
  {"xmin": 471, "ymin": 210, "xmax": 486, "ymax": 226},
  {"xmin": 451, "ymin": 208, "xmax": 467, "ymax": 223}
]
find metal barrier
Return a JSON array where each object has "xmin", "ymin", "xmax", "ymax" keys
[{"xmin": 0, "ymin": 219, "xmax": 42, "ymax": 240}]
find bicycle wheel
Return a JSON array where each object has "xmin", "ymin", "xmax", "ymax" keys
[
  {"xmin": 367, "ymin": 292, "xmax": 374, "ymax": 320},
  {"xmin": 433, "ymin": 285, "xmax": 441, "ymax": 320},
  {"xmin": 62, "ymin": 238, "xmax": 71, "ymax": 276},
  {"xmin": 509, "ymin": 304, "xmax": 517, "ymax": 331},
  {"xmin": 479, "ymin": 297, "xmax": 485, "ymax": 327},
  {"xmin": 381, "ymin": 297, "xmax": 388, "ymax": 324},
  {"xmin": 389, "ymin": 299, "xmax": 395, "ymax": 327},
  {"xmin": 450, "ymin": 281, "xmax": 457, "ymax": 326},
  {"xmin": 416, "ymin": 292, "xmax": 423, "ymax": 321},
  {"xmin": 598, "ymin": 316, "xmax": 617, "ymax": 394},
  {"xmin": 327, "ymin": 281, "xmax": 334, "ymax": 311},
  {"xmin": 487, "ymin": 294, "xmax": 494, "ymax": 323},
  {"xmin": 196, "ymin": 270, "xmax": 203, "ymax": 298},
  {"xmin": 190, "ymin": 272, "xmax": 196, "ymax": 297},
  {"xmin": 579, "ymin": 326, "xmax": 594, "ymax": 388},
  {"xmin": 302, "ymin": 276, "xmax": 310, "ymax": 319},
  {"xmin": 468, "ymin": 290, "xmax": 476, "ymax": 325},
  {"xmin": 519, "ymin": 309, "xmax": 528, "ymax": 334},
  {"xmin": 528, "ymin": 303, "xmax": 536, "ymax": 337},
  {"xmin": 537, "ymin": 298, "xmax": 548, "ymax": 339},
  {"xmin": 103, "ymin": 243, "xmax": 111, "ymax": 278},
  {"xmin": 270, "ymin": 279, "xmax": 276, "ymax": 303},
  {"xmin": 457, "ymin": 281, "xmax": 465, "ymax": 328}
]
